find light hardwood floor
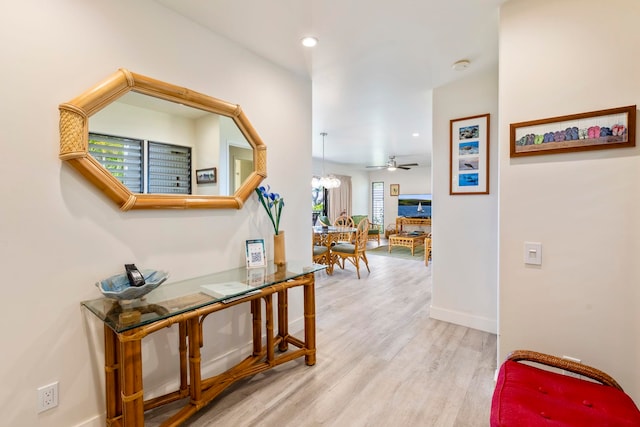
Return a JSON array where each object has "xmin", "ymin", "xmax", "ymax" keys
[{"xmin": 147, "ymin": 245, "xmax": 497, "ymax": 426}]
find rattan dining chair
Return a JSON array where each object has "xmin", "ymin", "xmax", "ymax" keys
[
  {"xmin": 424, "ymin": 233, "xmax": 432, "ymax": 266},
  {"xmin": 312, "ymin": 231, "xmax": 332, "ymax": 274},
  {"xmin": 331, "ymin": 218, "xmax": 370, "ymax": 279},
  {"xmin": 333, "ymin": 215, "xmax": 355, "ymax": 244}
]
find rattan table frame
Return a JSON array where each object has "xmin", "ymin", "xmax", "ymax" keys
[
  {"xmin": 100, "ymin": 272, "xmax": 316, "ymax": 427},
  {"xmin": 388, "ymin": 233, "xmax": 427, "ymax": 256}
]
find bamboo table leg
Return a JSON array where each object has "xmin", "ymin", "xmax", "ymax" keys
[
  {"xmin": 178, "ymin": 321, "xmax": 188, "ymax": 393},
  {"xmin": 104, "ymin": 325, "xmax": 122, "ymax": 426},
  {"xmin": 264, "ymin": 294, "xmax": 275, "ymax": 363},
  {"xmin": 251, "ymin": 299, "xmax": 262, "ymax": 356},
  {"xmin": 164, "ymin": 319, "xmax": 201, "ymax": 425},
  {"xmin": 119, "ymin": 332, "xmax": 144, "ymax": 426},
  {"xmin": 277, "ymin": 290, "xmax": 289, "ymax": 351},
  {"xmin": 187, "ymin": 317, "xmax": 202, "ymax": 404},
  {"xmin": 303, "ymin": 275, "xmax": 317, "ymax": 366}
]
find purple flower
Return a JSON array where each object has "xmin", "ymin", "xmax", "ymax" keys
[{"xmin": 255, "ymin": 185, "xmax": 284, "ymax": 235}]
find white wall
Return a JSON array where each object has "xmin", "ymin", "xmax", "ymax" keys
[
  {"xmin": 431, "ymin": 64, "xmax": 499, "ymax": 333},
  {"xmin": 0, "ymin": 1, "xmax": 311, "ymax": 426},
  {"xmin": 499, "ymin": 0, "xmax": 640, "ymax": 402}
]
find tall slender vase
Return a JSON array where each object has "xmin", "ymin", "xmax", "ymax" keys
[{"xmin": 273, "ymin": 231, "xmax": 286, "ymax": 267}]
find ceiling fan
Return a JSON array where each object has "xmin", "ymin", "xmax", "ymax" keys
[{"xmin": 366, "ymin": 156, "xmax": 418, "ymax": 171}]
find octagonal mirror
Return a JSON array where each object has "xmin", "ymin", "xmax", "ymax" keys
[{"xmin": 59, "ymin": 68, "xmax": 266, "ymax": 210}]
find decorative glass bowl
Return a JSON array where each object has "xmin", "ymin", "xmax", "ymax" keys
[{"xmin": 96, "ymin": 270, "xmax": 169, "ymax": 301}]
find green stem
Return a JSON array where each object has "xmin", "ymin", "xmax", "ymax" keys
[{"xmin": 256, "ymin": 189, "xmax": 278, "ymax": 234}]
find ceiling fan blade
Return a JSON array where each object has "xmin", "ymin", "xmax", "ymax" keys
[
  {"xmin": 398, "ymin": 163, "xmax": 419, "ymax": 167},
  {"xmin": 398, "ymin": 166, "xmax": 411, "ymax": 170},
  {"xmin": 366, "ymin": 165, "xmax": 386, "ymax": 169}
]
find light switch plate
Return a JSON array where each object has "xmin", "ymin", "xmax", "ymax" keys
[{"xmin": 524, "ymin": 242, "xmax": 542, "ymax": 265}]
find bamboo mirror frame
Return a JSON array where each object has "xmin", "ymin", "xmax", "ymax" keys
[{"xmin": 59, "ymin": 68, "xmax": 266, "ymax": 210}]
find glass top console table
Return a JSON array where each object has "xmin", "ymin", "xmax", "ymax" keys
[{"xmin": 82, "ymin": 261, "xmax": 325, "ymax": 426}]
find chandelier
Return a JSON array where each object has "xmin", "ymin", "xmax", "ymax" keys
[{"xmin": 311, "ymin": 132, "xmax": 341, "ymax": 189}]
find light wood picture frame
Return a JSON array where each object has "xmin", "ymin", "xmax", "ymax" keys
[
  {"xmin": 450, "ymin": 113, "xmax": 490, "ymax": 195},
  {"xmin": 390, "ymin": 184, "xmax": 399, "ymax": 196},
  {"xmin": 510, "ymin": 105, "xmax": 636, "ymax": 157}
]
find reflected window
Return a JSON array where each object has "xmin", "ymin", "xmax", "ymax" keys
[
  {"xmin": 372, "ymin": 182, "xmax": 384, "ymax": 227},
  {"xmin": 89, "ymin": 132, "xmax": 192, "ymax": 194},
  {"xmin": 89, "ymin": 133, "xmax": 143, "ymax": 192},
  {"xmin": 147, "ymin": 141, "xmax": 191, "ymax": 194}
]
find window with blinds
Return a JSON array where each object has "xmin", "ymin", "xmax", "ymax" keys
[
  {"xmin": 372, "ymin": 182, "xmax": 384, "ymax": 227},
  {"xmin": 88, "ymin": 133, "xmax": 192, "ymax": 195},
  {"xmin": 89, "ymin": 133, "xmax": 143, "ymax": 193},
  {"xmin": 147, "ymin": 142, "xmax": 191, "ymax": 194}
]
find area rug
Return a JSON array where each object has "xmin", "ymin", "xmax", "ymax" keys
[{"xmin": 367, "ymin": 244, "xmax": 425, "ymax": 261}]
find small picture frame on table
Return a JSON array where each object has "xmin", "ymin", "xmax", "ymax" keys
[
  {"xmin": 450, "ymin": 113, "xmax": 490, "ymax": 195},
  {"xmin": 245, "ymin": 239, "xmax": 266, "ymax": 268},
  {"xmin": 390, "ymin": 184, "xmax": 400, "ymax": 196}
]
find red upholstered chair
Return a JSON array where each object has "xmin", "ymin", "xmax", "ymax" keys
[{"xmin": 491, "ymin": 350, "xmax": 640, "ymax": 426}]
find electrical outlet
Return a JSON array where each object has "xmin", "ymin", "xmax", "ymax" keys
[{"xmin": 37, "ymin": 382, "xmax": 58, "ymax": 413}]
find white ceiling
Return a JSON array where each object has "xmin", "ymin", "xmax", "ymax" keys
[{"xmin": 155, "ymin": 0, "xmax": 504, "ymax": 170}]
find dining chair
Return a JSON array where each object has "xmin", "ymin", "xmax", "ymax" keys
[
  {"xmin": 312, "ymin": 231, "xmax": 332, "ymax": 274},
  {"xmin": 424, "ymin": 233, "xmax": 432, "ymax": 266},
  {"xmin": 333, "ymin": 215, "xmax": 355, "ymax": 244},
  {"xmin": 331, "ymin": 218, "xmax": 370, "ymax": 279}
]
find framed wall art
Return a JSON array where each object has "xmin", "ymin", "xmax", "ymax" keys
[
  {"xmin": 510, "ymin": 105, "xmax": 636, "ymax": 157},
  {"xmin": 450, "ymin": 113, "xmax": 490, "ymax": 195},
  {"xmin": 196, "ymin": 167, "xmax": 217, "ymax": 184},
  {"xmin": 390, "ymin": 184, "xmax": 400, "ymax": 196}
]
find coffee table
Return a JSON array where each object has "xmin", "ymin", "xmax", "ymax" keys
[{"xmin": 388, "ymin": 232, "xmax": 427, "ymax": 256}]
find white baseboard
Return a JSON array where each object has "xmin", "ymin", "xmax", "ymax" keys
[
  {"xmin": 429, "ymin": 305, "xmax": 497, "ymax": 334},
  {"xmin": 73, "ymin": 415, "xmax": 103, "ymax": 427}
]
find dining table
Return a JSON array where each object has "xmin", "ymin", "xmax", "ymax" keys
[
  {"xmin": 312, "ymin": 225, "xmax": 358, "ymax": 271},
  {"xmin": 312, "ymin": 225, "xmax": 358, "ymax": 244}
]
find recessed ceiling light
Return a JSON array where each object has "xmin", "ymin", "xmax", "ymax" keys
[
  {"xmin": 301, "ymin": 36, "xmax": 318, "ymax": 47},
  {"xmin": 452, "ymin": 59, "xmax": 471, "ymax": 71},
  {"xmin": 412, "ymin": 132, "xmax": 420, "ymax": 137}
]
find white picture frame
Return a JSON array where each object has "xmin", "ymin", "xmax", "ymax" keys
[{"xmin": 245, "ymin": 239, "xmax": 266, "ymax": 268}]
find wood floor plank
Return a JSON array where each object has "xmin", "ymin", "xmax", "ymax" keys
[{"xmin": 146, "ymin": 246, "xmax": 497, "ymax": 426}]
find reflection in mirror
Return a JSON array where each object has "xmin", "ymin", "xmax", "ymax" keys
[
  {"xmin": 89, "ymin": 91, "xmax": 253, "ymax": 196},
  {"xmin": 59, "ymin": 68, "xmax": 266, "ymax": 210}
]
